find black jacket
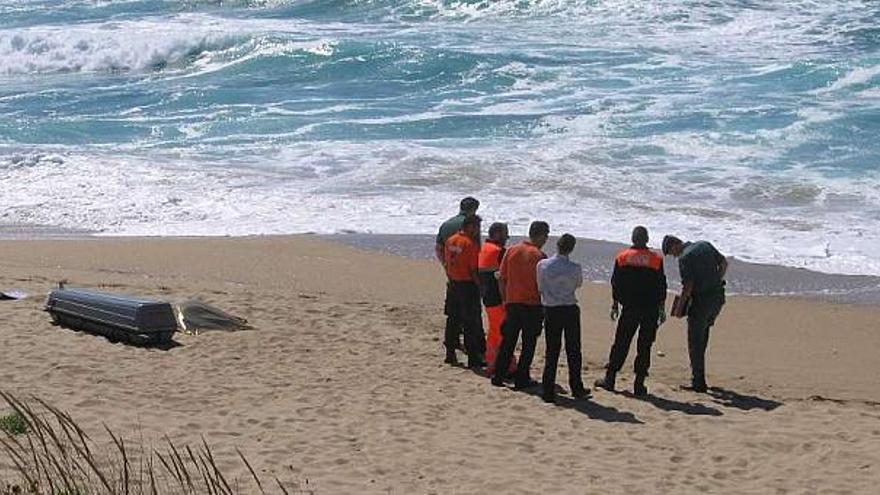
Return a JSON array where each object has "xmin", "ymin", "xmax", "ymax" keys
[{"xmin": 611, "ymin": 246, "xmax": 667, "ymax": 308}]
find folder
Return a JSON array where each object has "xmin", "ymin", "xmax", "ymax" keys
[{"xmin": 671, "ymin": 294, "xmax": 689, "ymax": 318}]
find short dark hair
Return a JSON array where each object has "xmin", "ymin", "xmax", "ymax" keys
[
  {"xmin": 557, "ymin": 233, "xmax": 576, "ymax": 254},
  {"xmin": 632, "ymin": 226, "xmax": 649, "ymax": 247},
  {"xmin": 462, "ymin": 214, "xmax": 482, "ymax": 229},
  {"xmin": 459, "ymin": 197, "xmax": 480, "ymax": 213},
  {"xmin": 662, "ymin": 235, "xmax": 682, "ymax": 255},
  {"xmin": 488, "ymin": 222, "xmax": 507, "ymax": 238},
  {"xmin": 528, "ymin": 221, "xmax": 550, "ymax": 239}
]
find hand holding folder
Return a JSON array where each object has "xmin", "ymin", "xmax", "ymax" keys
[{"xmin": 671, "ymin": 294, "xmax": 690, "ymax": 318}]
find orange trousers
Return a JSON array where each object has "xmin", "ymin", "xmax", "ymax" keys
[{"xmin": 485, "ymin": 305, "xmax": 517, "ymax": 375}]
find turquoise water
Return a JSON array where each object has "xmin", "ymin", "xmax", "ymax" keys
[{"xmin": 1, "ymin": 1, "xmax": 879, "ymax": 274}]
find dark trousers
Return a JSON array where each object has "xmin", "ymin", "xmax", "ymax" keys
[
  {"xmin": 687, "ymin": 293, "xmax": 725, "ymax": 386},
  {"xmin": 542, "ymin": 305, "xmax": 584, "ymax": 396},
  {"xmin": 443, "ymin": 281, "xmax": 463, "ymax": 353},
  {"xmin": 494, "ymin": 303, "xmax": 543, "ymax": 386},
  {"xmin": 447, "ymin": 281, "xmax": 486, "ymax": 360},
  {"xmin": 607, "ymin": 305, "xmax": 659, "ymax": 377}
]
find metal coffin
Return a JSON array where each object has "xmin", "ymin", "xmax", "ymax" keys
[{"xmin": 45, "ymin": 288, "xmax": 177, "ymax": 345}]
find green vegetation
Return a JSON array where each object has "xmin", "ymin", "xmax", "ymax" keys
[
  {"xmin": 0, "ymin": 412, "xmax": 26, "ymax": 436},
  {"xmin": 0, "ymin": 392, "xmax": 298, "ymax": 494}
]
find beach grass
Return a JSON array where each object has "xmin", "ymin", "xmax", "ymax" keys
[
  {"xmin": 0, "ymin": 413, "xmax": 27, "ymax": 437},
  {"xmin": 0, "ymin": 392, "xmax": 296, "ymax": 495}
]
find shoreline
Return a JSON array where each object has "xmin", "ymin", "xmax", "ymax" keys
[
  {"xmin": 327, "ymin": 233, "xmax": 880, "ymax": 305},
  {"xmin": 3, "ymin": 224, "xmax": 879, "ymax": 305}
]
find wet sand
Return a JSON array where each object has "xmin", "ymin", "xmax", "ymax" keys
[{"xmin": 326, "ymin": 233, "xmax": 880, "ymax": 304}]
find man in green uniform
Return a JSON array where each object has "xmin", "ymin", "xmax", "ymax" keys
[
  {"xmin": 662, "ymin": 235, "xmax": 728, "ymax": 393},
  {"xmin": 435, "ymin": 197, "xmax": 480, "ymax": 364}
]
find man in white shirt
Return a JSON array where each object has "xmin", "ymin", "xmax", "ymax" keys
[{"xmin": 536, "ymin": 234, "xmax": 589, "ymax": 403}]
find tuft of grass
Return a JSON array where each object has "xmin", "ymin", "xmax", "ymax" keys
[
  {"xmin": 0, "ymin": 392, "xmax": 299, "ymax": 494},
  {"xmin": 0, "ymin": 413, "xmax": 26, "ymax": 436}
]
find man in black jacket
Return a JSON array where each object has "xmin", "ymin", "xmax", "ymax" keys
[{"xmin": 595, "ymin": 226, "xmax": 667, "ymax": 396}]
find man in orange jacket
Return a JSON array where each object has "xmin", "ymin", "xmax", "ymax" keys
[
  {"xmin": 491, "ymin": 221, "xmax": 549, "ymax": 389},
  {"xmin": 444, "ymin": 215, "xmax": 487, "ymax": 368},
  {"xmin": 478, "ymin": 222, "xmax": 516, "ymax": 376}
]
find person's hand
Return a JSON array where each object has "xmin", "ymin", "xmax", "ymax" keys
[
  {"xmin": 658, "ymin": 306, "xmax": 667, "ymax": 326},
  {"xmin": 610, "ymin": 302, "xmax": 619, "ymax": 321}
]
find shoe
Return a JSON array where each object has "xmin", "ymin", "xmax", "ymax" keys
[
  {"xmin": 491, "ymin": 378, "xmax": 505, "ymax": 387},
  {"xmin": 571, "ymin": 387, "xmax": 592, "ymax": 399},
  {"xmin": 633, "ymin": 375, "xmax": 648, "ymax": 397},
  {"xmin": 467, "ymin": 355, "xmax": 486, "ymax": 369},
  {"xmin": 594, "ymin": 371, "xmax": 616, "ymax": 392},
  {"xmin": 682, "ymin": 381, "xmax": 708, "ymax": 393},
  {"xmin": 467, "ymin": 360, "xmax": 485, "ymax": 370},
  {"xmin": 514, "ymin": 379, "xmax": 540, "ymax": 390},
  {"xmin": 444, "ymin": 351, "xmax": 458, "ymax": 365},
  {"xmin": 542, "ymin": 393, "xmax": 556, "ymax": 404}
]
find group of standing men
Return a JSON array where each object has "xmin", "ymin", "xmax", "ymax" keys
[{"xmin": 436, "ymin": 197, "xmax": 728, "ymax": 402}]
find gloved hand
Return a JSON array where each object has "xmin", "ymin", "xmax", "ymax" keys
[
  {"xmin": 658, "ymin": 306, "xmax": 667, "ymax": 326},
  {"xmin": 610, "ymin": 302, "xmax": 619, "ymax": 321}
]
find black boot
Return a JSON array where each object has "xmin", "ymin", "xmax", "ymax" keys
[
  {"xmin": 690, "ymin": 379, "xmax": 708, "ymax": 393},
  {"xmin": 444, "ymin": 349, "xmax": 458, "ymax": 365},
  {"xmin": 571, "ymin": 386, "xmax": 591, "ymax": 399},
  {"xmin": 594, "ymin": 370, "xmax": 616, "ymax": 392},
  {"xmin": 633, "ymin": 374, "xmax": 648, "ymax": 397},
  {"xmin": 467, "ymin": 354, "xmax": 486, "ymax": 370}
]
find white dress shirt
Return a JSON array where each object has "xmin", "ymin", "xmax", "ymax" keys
[{"xmin": 536, "ymin": 254, "xmax": 583, "ymax": 307}]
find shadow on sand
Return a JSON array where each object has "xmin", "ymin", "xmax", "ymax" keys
[
  {"xmin": 552, "ymin": 394, "xmax": 644, "ymax": 424},
  {"xmin": 52, "ymin": 322, "xmax": 183, "ymax": 351},
  {"xmin": 707, "ymin": 386, "xmax": 783, "ymax": 412},
  {"xmin": 620, "ymin": 390, "xmax": 723, "ymax": 416},
  {"xmin": 508, "ymin": 382, "xmax": 643, "ymax": 424}
]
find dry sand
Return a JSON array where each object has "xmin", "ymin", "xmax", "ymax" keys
[{"xmin": 0, "ymin": 236, "xmax": 878, "ymax": 493}]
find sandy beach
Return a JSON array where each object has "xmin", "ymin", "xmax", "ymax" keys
[{"xmin": 1, "ymin": 235, "xmax": 878, "ymax": 493}]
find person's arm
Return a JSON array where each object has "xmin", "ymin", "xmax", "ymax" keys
[
  {"xmin": 679, "ymin": 256, "xmax": 694, "ymax": 304},
  {"xmin": 610, "ymin": 260, "xmax": 620, "ymax": 304},
  {"xmin": 469, "ymin": 244, "xmax": 480, "ymax": 285},
  {"xmin": 718, "ymin": 256, "xmax": 729, "ymax": 281},
  {"xmin": 435, "ymin": 242, "xmax": 445, "ymax": 265},
  {"xmin": 497, "ymin": 271, "xmax": 506, "ymax": 302},
  {"xmin": 657, "ymin": 259, "xmax": 668, "ymax": 325},
  {"xmin": 536, "ymin": 261, "xmax": 546, "ymax": 296},
  {"xmin": 498, "ymin": 251, "xmax": 509, "ymax": 302},
  {"xmin": 680, "ymin": 280, "xmax": 694, "ymax": 305},
  {"xmin": 610, "ymin": 261, "xmax": 620, "ymax": 320},
  {"xmin": 575, "ymin": 264, "xmax": 583, "ymax": 289},
  {"xmin": 657, "ymin": 259, "xmax": 668, "ymax": 305}
]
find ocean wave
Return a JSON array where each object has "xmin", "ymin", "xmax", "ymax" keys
[
  {"xmin": 0, "ymin": 18, "xmax": 241, "ymax": 75},
  {"xmin": 3, "ymin": 144, "xmax": 880, "ymax": 277}
]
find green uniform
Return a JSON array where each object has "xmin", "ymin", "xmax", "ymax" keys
[
  {"xmin": 679, "ymin": 241, "xmax": 726, "ymax": 297},
  {"xmin": 436, "ymin": 213, "xmax": 466, "ymax": 247},
  {"xmin": 438, "ymin": 212, "xmax": 467, "ymax": 356},
  {"xmin": 678, "ymin": 240, "xmax": 726, "ymax": 389}
]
